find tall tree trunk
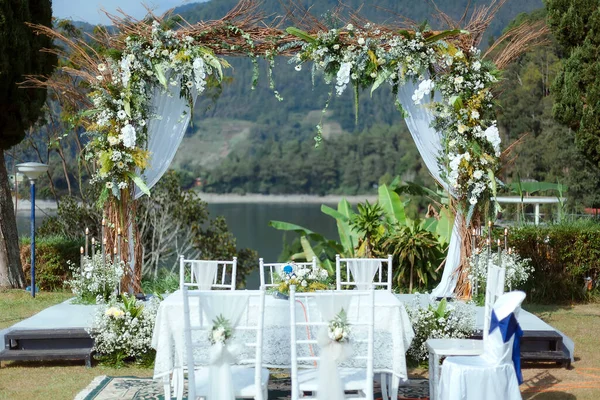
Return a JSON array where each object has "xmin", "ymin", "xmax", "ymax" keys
[{"xmin": 0, "ymin": 149, "xmax": 26, "ymax": 288}]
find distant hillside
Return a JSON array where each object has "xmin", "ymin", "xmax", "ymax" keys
[
  {"xmin": 169, "ymin": 0, "xmax": 544, "ymax": 195},
  {"xmin": 174, "ymin": 0, "xmax": 543, "ymax": 43}
]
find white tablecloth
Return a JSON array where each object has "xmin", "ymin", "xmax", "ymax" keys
[{"xmin": 152, "ymin": 290, "xmax": 414, "ymax": 380}]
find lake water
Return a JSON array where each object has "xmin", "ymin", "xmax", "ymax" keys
[{"xmin": 17, "ymin": 202, "xmax": 341, "ymax": 289}]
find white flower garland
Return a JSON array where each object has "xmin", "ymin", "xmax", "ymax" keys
[
  {"xmin": 289, "ymin": 25, "xmax": 500, "ymax": 207},
  {"xmin": 86, "ymin": 21, "xmax": 226, "ymax": 200}
]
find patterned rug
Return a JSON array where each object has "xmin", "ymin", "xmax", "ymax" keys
[{"xmin": 75, "ymin": 375, "xmax": 430, "ymax": 399}]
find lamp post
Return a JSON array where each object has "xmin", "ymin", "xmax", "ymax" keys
[{"xmin": 16, "ymin": 162, "xmax": 48, "ymax": 298}]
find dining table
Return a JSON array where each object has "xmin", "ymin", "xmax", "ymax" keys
[{"xmin": 151, "ymin": 289, "xmax": 415, "ymax": 399}]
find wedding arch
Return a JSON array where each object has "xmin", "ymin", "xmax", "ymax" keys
[{"xmin": 26, "ymin": 0, "xmax": 546, "ymax": 295}]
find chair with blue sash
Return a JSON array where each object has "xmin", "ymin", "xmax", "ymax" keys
[{"xmin": 437, "ymin": 291, "xmax": 526, "ymax": 400}]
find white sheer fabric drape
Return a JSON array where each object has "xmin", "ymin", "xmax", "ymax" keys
[
  {"xmin": 315, "ymin": 294, "xmax": 353, "ymax": 400},
  {"xmin": 134, "ymin": 79, "xmax": 197, "ymax": 199},
  {"xmin": 398, "ymin": 80, "xmax": 461, "ymax": 298},
  {"xmin": 192, "ymin": 261, "xmax": 219, "ymax": 290},
  {"xmin": 348, "ymin": 259, "xmax": 381, "ymax": 290},
  {"xmin": 202, "ymin": 293, "xmax": 250, "ymax": 400}
]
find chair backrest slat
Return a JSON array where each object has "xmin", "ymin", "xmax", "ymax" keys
[
  {"xmin": 179, "ymin": 255, "xmax": 237, "ymax": 291},
  {"xmin": 335, "ymin": 255, "xmax": 393, "ymax": 291}
]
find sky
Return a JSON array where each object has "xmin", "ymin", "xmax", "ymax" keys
[{"xmin": 52, "ymin": 0, "xmax": 207, "ymax": 25}]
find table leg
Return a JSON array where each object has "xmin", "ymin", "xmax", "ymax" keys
[
  {"xmin": 390, "ymin": 374, "xmax": 400, "ymax": 400},
  {"xmin": 380, "ymin": 373, "xmax": 389, "ymax": 400},
  {"xmin": 163, "ymin": 375, "xmax": 171, "ymax": 400}
]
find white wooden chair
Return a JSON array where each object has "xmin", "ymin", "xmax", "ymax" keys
[
  {"xmin": 259, "ymin": 256, "xmax": 317, "ymax": 288},
  {"xmin": 179, "ymin": 255, "xmax": 237, "ymax": 290},
  {"xmin": 335, "ymin": 254, "xmax": 393, "ymax": 291},
  {"xmin": 289, "ymin": 285, "xmax": 375, "ymax": 399},
  {"xmin": 426, "ymin": 262, "xmax": 507, "ymax": 400},
  {"xmin": 182, "ymin": 286, "xmax": 269, "ymax": 400}
]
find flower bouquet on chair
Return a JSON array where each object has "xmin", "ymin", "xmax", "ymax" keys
[{"xmin": 274, "ymin": 262, "xmax": 330, "ymax": 298}]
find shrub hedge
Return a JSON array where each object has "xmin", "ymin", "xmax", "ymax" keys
[
  {"xmin": 510, "ymin": 220, "xmax": 600, "ymax": 303},
  {"xmin": 20, "ymin": 236, "xmax": 83, "ymax": 291}
]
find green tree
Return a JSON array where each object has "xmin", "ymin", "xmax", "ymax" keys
[
  {"xmin": 0, "ymin": 0, "xmax": 56, "ymax": 288},
  {"xmin": 546, "ymin": 0, "xmax": 600, "ymax": 167}
]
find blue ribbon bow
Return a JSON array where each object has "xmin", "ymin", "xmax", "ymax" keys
[{"xmin": 489, "ymin": 310, "xmax": 523, "ymax": 384}]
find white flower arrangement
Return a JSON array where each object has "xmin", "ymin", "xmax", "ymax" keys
[
  {"xmin": 66, "ymin": 253, "xmax": 125, "ymax": 304},
  {"xmin": 469, "ymin": 249, "xmax": 534, "ymax": 291},
  {"xmin": 89, "ymin": 294, "xmax": 160, "ymax": 366},
  {"xmin": 407, "ymin": 296, "xmax": 476, "ymax": 363},
  {"xmin": 275, "ymin": 261, "xmax": 330, "ymax": 294},
  {"xmin": 209, "ymin": 315, "xmax": 233, "ymax": 345},
  {"xmin": 328, "ymin": 308, "xmax": 351, "ymax": 343}
]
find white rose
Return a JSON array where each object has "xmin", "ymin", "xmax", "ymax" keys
[
  {"xmin": 334, "ymin": 327, "xmax": 343, "ymax": 340},
  {"xmin": 357, "ymin": 37, "xmax": 365, "ymax": 45},
  {"xmin": 120, "ymin": 124, "xmax": 136, "ymax": 148},
  {"xmin": 107, "ymin": 136, "xmax": 119, "ymax": 146}
]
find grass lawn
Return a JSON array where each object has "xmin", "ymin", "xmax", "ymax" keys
[{"xmin": 0, "ymin": 290, "xmax": 599, "ymax": 399}]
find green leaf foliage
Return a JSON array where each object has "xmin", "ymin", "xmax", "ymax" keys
[{"xmin": 0, "ymin": 0, "xmax": 56, "ymax": 150}]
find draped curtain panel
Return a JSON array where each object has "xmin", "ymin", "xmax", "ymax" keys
[
  {"xmin": 397, "ymin": 80, "xmax": 461, "ymax": 297},
  {"xmin": 134, "ymin": 79, "xmax": 197, "ymax": 199}
]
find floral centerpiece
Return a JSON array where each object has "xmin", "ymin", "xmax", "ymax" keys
[
  {"xmin": 66, "ymin": 253, "xmax": 125, "ymax": 304},
  {"xmin": 469, "ymin": 249, "xmax": 534, "ymax": 291},
  {"xmin": 88, "ymin": 294, "xmax": 160, "ymax": 367},
  {"xmin": 276, "ymin": 261, "xmax": 330, "ymax": 295},
  {"xmin": 407, "ymin": 296, "xmax": 476, "ymax": 364}
]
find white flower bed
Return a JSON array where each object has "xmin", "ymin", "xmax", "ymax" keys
[
  {"xmin": 88, "ymin": 294, "xmax": 160, "ymax": 366},
  {"xmin": 469, "ymin": 250, "xmax": 534, "ymax": 291},
  {"xmin": 407, "ymin": 295, "xmax": 476, "ymax": 363},
  {"xmin": 66, "ymin": 253, "xmax": 124, "ymax": 303}
]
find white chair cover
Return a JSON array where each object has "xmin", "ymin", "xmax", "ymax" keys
[
  {"xmin": 483, "ymin": 263, "xmax": 506, "ymax": 343},
  {"xmin": 348, "ymin": 260, "xmax": 381, "ymax": 290},
  {"xmin": 200, "ymin": 293, "xmax": 250, "ymax": 400},
  {"xmin": 314, "ymin": 294, "xmax": 353, "ymax": 400},
  {"xmin": 191, "ymin": 261, "xmax": 219, "ymax": 290},
  {"xmin": 438, "ymin": 291, "xmax": 525, "ymax": 400}
]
